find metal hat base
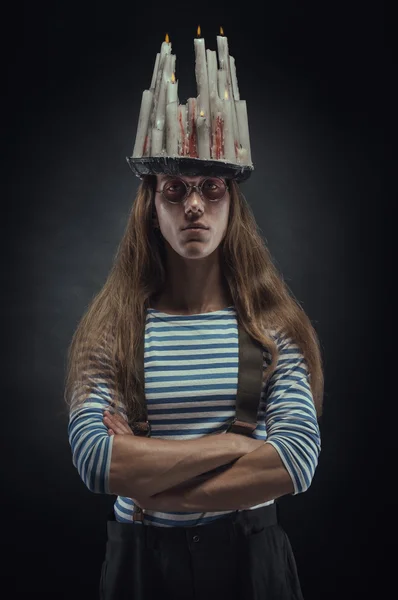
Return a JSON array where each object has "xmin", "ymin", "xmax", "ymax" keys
[{"xmin": 126, "ymin": 156, "xmax": 254, "ymax": 182}]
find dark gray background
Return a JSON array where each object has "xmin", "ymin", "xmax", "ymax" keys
[{"xmin": 4, "ymin": 1, "xmax": 390, "ymax": 598}]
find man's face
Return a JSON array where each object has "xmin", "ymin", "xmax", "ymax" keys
[{"xmin": 154, "ymin": 174, "xmax": 231, "ymax": 260}]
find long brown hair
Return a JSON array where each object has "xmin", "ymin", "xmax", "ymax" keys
[{"xmin": 64, "ymin": 175, "xmax": 324, "ymax": 422}]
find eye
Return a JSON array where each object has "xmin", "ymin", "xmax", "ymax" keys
[
  {"xmin": 164, "ymin": 180, "xmax": 185, "ymax": 193},
  {"xmin": 161, "ymin": 179, "xmax": 187, "ymax": 202},
  {"xmin": 201, "ymin": 178, "xmax": 227, "ymax": 200},
  {"xmin": 202, "ymin": 178, "xmax": 222, "ymax": 190}
]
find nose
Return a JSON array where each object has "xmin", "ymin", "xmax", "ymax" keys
[{"xmin": 184, "ymin": 187, "xmax": 204, "ymax": 213}]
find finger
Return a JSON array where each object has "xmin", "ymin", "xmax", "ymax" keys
[
  {"xmin": 104, "ymin": 414, "xmax": 131, "ymax": 435},
  {"xmin": 104, "ymin": 412, "xmax": 134, "ymax": 435},
  {"xmin": 104, "ymin": 417, "xmax": 133, "ymax": 435},
  {"xmin": 105, "ymin": 410, "xmax": 128, "ymax": 427},
  {"xmin": 108, "ymin": 429, "xmax": 115, "ymax": 436},
  {"xmin": 104, "ymin": 416, "xmax": 125, "ymax": 435}
]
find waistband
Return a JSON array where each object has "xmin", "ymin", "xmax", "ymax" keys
[{"xmin": 106, "ymin": 503, "xmax": 278, "ymax": 547}]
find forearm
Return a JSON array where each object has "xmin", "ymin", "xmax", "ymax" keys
[
  {"xmin": 138, "ymin": 442, "xmax": 294, "ymax": 511},
  {"xmin": 109, "ymin": 432, "xmax": 262, "ymax": 497}
]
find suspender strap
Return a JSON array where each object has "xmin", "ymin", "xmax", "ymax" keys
[
  {"xmin": 131, "ymin": 328, "xmax": 151, "ymax": 437},
  {"xmin": 226, "ymin": 321, "xmax": 264, "ymax": 436},
  {"xmin": 131, "ymin": 320, "xmax": 264, "ymax": 438}
]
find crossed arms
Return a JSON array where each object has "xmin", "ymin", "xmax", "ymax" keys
[
  {"xmin": 108, "ymin": 430, "xmax": 294, "ymax": 512},
  {"xmin": 68, "ymin": 336, "xmax": 321, "ymax": 511}
]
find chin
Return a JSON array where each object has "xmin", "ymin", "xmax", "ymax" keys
[
  {"xmin": 178, "ymin": 244, "xmax": 216, "ymax": 259},
  {"xmin": 182, "ymin": 249, "xmax": 212, "ymax": 259}
]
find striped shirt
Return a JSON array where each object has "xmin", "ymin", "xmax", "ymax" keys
[{"xmin": 68, "ymin": 307, "xmax": 321, "ymax": 527}]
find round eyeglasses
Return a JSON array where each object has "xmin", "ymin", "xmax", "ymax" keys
[{"xmin": 156, "ymin": 177, "xmax": 228, "ymax": 204}]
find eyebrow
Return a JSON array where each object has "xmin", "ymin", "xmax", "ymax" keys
[
  {"xmin": 160, "ymin": 175, "xmax": 205, "ymax": 183},
  {"xmin": 158, "ymin": 175, "xmax": 227, "ymax": 186},
  {"xmin": 159, "ymin": 175, "xmax": 175, "ymax": 184}
]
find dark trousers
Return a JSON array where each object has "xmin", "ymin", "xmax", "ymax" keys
[{"xmin": 99, "ymin": 503, "xmax": 304, "ymax": 600}]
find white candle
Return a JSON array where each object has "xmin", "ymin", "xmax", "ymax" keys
[
  {"xmin": 155, "ymin": 54, "xmax": 173, "ymax": 131},
  {"xmin": 217, "ymin": 33, "xmax": 239, "ymax": 158},
  {"xmin": 160, "ymin": 37, "xmax": 171, "ymax": 66},
  {"xmin": 154, "ymin": 41, "xmax": 171, "ymax": 101},
  {"xmin": 178, "ymin": 104, "xmax": 187, "ymax": 155},
  {"xmin": 144, "ymin": 130, "xmax": 151, "ymax": 156},
  {"xmin": 237, "ymin": 147, "xmax": 248, "ymax": 164},
  {"xmin": 151, "ymin": 128, "xmax": 164, "ymax": 155},
  {"xmin": 217, "ymin": 70, "xmax": 228, "ymax": 103},
  {"xmin": 194, "ymin": 36, "xmax": 211, "ymax": 119},
  {"xmin": 166, "ymin": 101, "xmax": 178, "ymax": 156},
  {"xmin": 196, "ymin": 109, "xmax": 211, "ymax": 159},
  {"xmin": 216, "ymin": 34, "xmax": 229, "ymax": 70},
  {"xmin": 207, "ymin": 49, "xmax": 218, "ymax": 97},
  {"xmin": 194, "ymin": 29, "xmax": 211, "ymax": 158},
  {"xmin": 229, "ymin": 56, "xmax": 240, "ymax": 100},
  {"xmin": 207, "ymin": 49, "xmax": 223, "ymax": 159},
  {"xmin": 152, "ymin": 37, "xmax": 172, "ymax": 128},
  {"xmin": 167, "ymin": 75, "xmax": 178, "ymax": 104},
  {"xmin": 150, "ymin": 53, "xmax": 160, "ymax": 92},
  {"xmin": 132, "ymin": 89, "xmax": 154, "ymax": 157},
  {"xmin": 216, "ymin": 33, "xmax": 236, "ymax": 103},
  {"xmin": 235, "ymin": 100, "xmax": 252, "ymax": 165},
  {"xmin": 223, "ymin": 96, "xmax": 235, "ymax": 162},
  {"xmin": 171, "ymin": 54, "xmax": 176, "ymax": 79}
]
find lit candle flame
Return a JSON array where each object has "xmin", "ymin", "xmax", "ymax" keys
[
  {"xmin": 197, "ymin": 25, "xmax": 201, "ymax": 37},
  {"xmin": 171, "ymin": 72, "xmax": 176, "ymax": 83},
  {"xmin": 165, "ymin": 33, "xmax": 169, "ymax": 43},
  {"xmin": 220, "ymin": 26, "xmax": 224, "ymax": 35},
  {"xmin": 224, "ymin": 90, "xmax": 229, "ymax": 100}
]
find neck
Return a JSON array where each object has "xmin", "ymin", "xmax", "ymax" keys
[{"xmin": 152, "ymin": 248, "xmax": 233, "ymax": 315}]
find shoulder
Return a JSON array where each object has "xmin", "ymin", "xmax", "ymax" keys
[{"xmin": 263, "ymin": 327, "xmax": 310, "ymax": 378}]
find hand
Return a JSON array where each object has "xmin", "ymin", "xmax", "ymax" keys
[
  {"xmin": 231, "ymin": 433, "xmax": 265, "ymax": 455},
  {"xmin": 132, "ymin": 484, "xmax": 194, "ymax": 512},
  {"xmin": 103, "ymin": 410, "xmax": 134, "ymax": 436}
]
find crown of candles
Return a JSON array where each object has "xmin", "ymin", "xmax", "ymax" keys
[{"xmin": 127, "ymin": 27, "xmax": 253, "ymax": 182}]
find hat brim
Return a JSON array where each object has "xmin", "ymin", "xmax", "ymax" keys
[{"xmin": 126, "ymin": 156, "xmax": 254, "ymax": 183}]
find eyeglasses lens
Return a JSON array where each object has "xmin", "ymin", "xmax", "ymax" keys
[{"xmin": 162, "ymin": 178, "xmax": 227, "ymax": 202}]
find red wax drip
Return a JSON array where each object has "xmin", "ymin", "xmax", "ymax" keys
[
  {"xmin": 214, "ymin": 115, "xmax": 224, "ymax": 159},
  {"xmin": 178, "ymin": 111, "xmax": 185, "ymax": 155},
  {"xmin": 188, "ymin": 107, "xmax": 198, "ymax": 158},
  {"xmin": 142, "ymin": 134, "xmax": 148, "ymax": 156}
]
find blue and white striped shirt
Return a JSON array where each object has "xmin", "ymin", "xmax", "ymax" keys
[{"xmin": 68, "ymin": 307, "xmax": 321, "ymax": 527}]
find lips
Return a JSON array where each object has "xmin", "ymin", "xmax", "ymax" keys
[{"xmin": 183, "ymin": 224, "xmax": 209, "ymax": 230}]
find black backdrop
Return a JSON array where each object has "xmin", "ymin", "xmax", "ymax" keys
[{"xmin": 4, "ymin": 1, "xmax": 390, "ymax": 599}]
